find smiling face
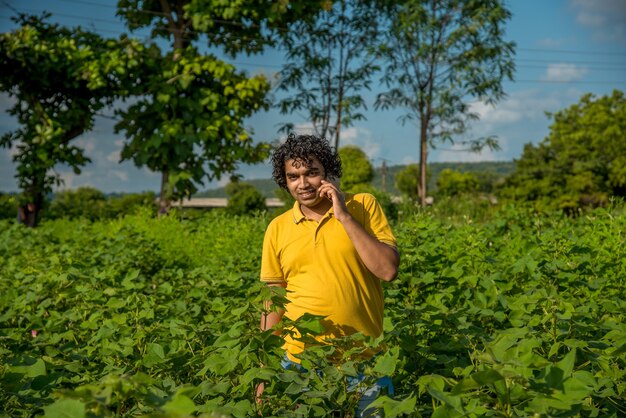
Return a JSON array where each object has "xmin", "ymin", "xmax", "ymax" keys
[{"xmin": 284, "ymin": 156, "xmax": 332, "ymax": 215}]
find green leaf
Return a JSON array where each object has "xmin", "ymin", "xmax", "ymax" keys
[
  {"xmin": 10, "ymin": 357, "xmax": 46, "ymax": 377},
  {"xmin": 43, "ymin": 399, "xmax": 86, "ymax": 418},
  {"xmin": 451, "ymin": 368, "xmax": 504, "ymax": 394},
  {"xmin": 427, "ymin": 387, "xmax": 463, "ymax": 413},
  {"xmin": 142, "ymin": 343, "xmax": 166, "ymax": 367},
  {"xmin": 366, "ymin": 394, "xmax": 417, "ymax": 418},
  {"xmin": 162, "ymin": 393, "xmax": 196, "ymax": 416},
  {"xmin": 295, "ymin": 313, "xmax": 326, "ymax": 335},
  {"xmin": 372, "ymin": 346, "xmax": 399, "ymax": 376},
  {"xmin": 239, "ymin": 367, "xmax": 275, "ymax": 385},
  {"xmin": 557, "ymin": 348, "xmax": 576, "ymax": 377}
]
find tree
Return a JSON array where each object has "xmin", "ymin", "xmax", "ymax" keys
[
  {"xmin": 118, "ymin": 0, "xmax": 331, "ymax": 55},
  {"xmin": 277, "ymin": 0, "xmax": 382, "ymax": 149},
  {"xmin": 338, "ymin": 145, "xmax": 373, "ymax": 191},
  {"xmin": 114, "ymin": 48, "xmax": 272, "ymax": 209},
  {"xmin": 375, "ymin": 0, "xmax": 515, "ymax": 205},
  {"xmin": 225, "ymin": 179, "xmax": 267, "ymax": 215},
  {"xmin": 115, "ymin": 0, "xmax": 331, "ymax": 212},
  {"xmin": 0, "ymin": 14, "xmax": 142, "ymax": 226},
  {"xmin": 436, "ymin": 168, "xmax": 478, "ymax": 197},
  {"xmin": 46, "ymin": 187, "xmax": 106, "ymax": 221},
  {"xmin": 395, "ymin": 164, "xmax": 429, "ymax": 200},
  {"xmin": 500, "ymin": 90, "xmax": 626, "ymax": 212}
]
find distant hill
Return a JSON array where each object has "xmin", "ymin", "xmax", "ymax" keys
[
  {"xmin": 376, "ymin": 161, "xmax": 516, "ymax": 194},
  {"xmin": 195, "ymin": 161, "xmax": 516, "ymax": 198}
]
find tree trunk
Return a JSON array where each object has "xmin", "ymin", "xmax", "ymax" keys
[
  {"xmin": 18, "ymin": 190, "xmax": 43, "ymax": 227},
  {"xmin": 418, "ymin": 120, "xmax": 428, "ymax": 206},
  {"xmin": 334, "ymin": 98, "xmax": 342, "ymax": 150},
  {"xmin": 159, "ymin": 169, "xmax": 170, "ymax": 215}
]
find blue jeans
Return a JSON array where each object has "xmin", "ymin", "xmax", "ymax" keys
[{"xmin": 281, "ymin": 355, "xmax": 394, "ymax": 417}]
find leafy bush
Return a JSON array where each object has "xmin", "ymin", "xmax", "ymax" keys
[
  {"xmin": 395, "ymin": 164, "xmax": 430, "ymax": 200},
  {"xmin": 0, "ymin": 193, "xmax": 19, "ymax": 220},
  {"xmin": 225, "ymin": 181, "xmax": 267, "ymax": 215},
  {"xmin": 44, "ymin": 188, "xmax": 156, "ymax": 220},
  {"xmin": 338, "ymin": 145, "xmax": 374, "ymax": 191},
  {"xmin": 46, "ymin": 187, "xmax": 107, "ymax": 220},
  {"xmin": 436, "ymin": 168, "xmax": 479, "ymax": 197},
  {"xmin": 500, "ymin": 90, "xmax": 626, "ymax": 211},
  {"xmin": 104, "ymin": 192, "xmax": 157, "ymax": 218}
]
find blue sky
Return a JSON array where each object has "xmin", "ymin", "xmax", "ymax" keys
[{"xmin": 1, "ymin": 0, "xmax": 625, "ymax": 193}]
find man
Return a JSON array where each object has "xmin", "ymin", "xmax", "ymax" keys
[{"xmin": 258, "ymin": 133, "xmax": 399, "ymax": 414}]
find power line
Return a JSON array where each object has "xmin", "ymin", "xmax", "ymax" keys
[
  {"xmin": 4, "ymin": 11, "xmax": 626, "ymax": 70},
  {"xmin": 14, "ymin": 1, "xmax": 626, "ymax": 57},
  {"xmin": 516, "ymin": 57, "xmax": 626, "ymax": 66},
  {"xmin": 517, "ymin": 47, "xmax": 626, "ymax": 57},
  {"xmin": 516, "ymin": 64, "xmax": 626, "ymax": 72},
  {"xmin": 56, "ymin": 0, "xmax": 117, "ymax": 9},
  {"xmin": 5, "ymin": 4, "xmax": 626, "ymax": 59},
  {"xmin": 513, "ymin": 79, "xmax": 626, "ymax": 85},
  {"xmin": 2, "ymin": 5, "xmax": 626, "ymax": 85}
]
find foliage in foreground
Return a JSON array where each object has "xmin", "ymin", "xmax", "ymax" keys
[{"xmin": 0, "ymin": 206, "xmax": 624, "ymax": 417}]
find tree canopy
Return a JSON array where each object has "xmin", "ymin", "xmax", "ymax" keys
[
  {"xmin": 117, "ymin": 0, "xmax": 332, "ymax": 55},
  {"xmin": 436, "ymin": 168, "xmax": 479, "ymax": 197},
  {"xmin": 338, "ymin": 145, "xmax": 374, "ymax": 192},
  {"xmin": 0, "ymin": 14, "xmax": 142, "ymax": 226},
  {"xmin": 276, "ymin": 0, "xmax": 382, "ymax": 149},
  {"xmin": 114, "ymin": 0, "xmax": 332, "ymax": 212},
  {"xmin": 375, "ymin": 0, "xmax": 515, "ymax": 205},
  {"xmin": 395, "ymin": 164, "xmax": 429, "ymax": 200},
  {"xmin": 114, "ymin": 48, "xmax": 272, "ymax": 203},
  {"xmin": 501, "ymin": 90, "xmax": 626, "ymax": 212}
]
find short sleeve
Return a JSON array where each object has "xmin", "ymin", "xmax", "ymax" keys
[
  {"xmin": 360, "ymin": 194, "xmax": 397, "ymax": 249},
  {"xmin": 260, "ymin": 220, "xmax": 286, "ymax": 284}
]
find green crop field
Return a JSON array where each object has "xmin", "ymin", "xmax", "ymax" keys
[{"xmin": 1, "ymin": 205, "xmax": 624, "ymax": 417}]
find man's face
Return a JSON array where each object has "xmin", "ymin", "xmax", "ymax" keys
[{"xmin": 284, "ymin": 156, "xmax": 328, "ymax": 209}]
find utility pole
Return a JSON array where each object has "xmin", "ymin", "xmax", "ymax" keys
[{"xmin": 381, "ymin": 159, "xmax": 388, "ymax": 192}]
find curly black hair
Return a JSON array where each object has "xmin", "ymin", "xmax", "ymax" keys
[{"xmin": 271, "ymin": 133, "xmax": 342, "ymax": 190}]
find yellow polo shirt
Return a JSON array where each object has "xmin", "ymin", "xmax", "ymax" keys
[{"xmin": 260, "ymin": 193, "xmax": 397, "ymax": 362}]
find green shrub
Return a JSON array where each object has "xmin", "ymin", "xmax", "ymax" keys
[
  {"xmin": 0, "ymin": 193, "xmax": 18, "ymax": 220},
  {"xmin": 225, "ymin": 181, "xmax": 267, "ymax": 215},
  {"xmin": 44, "ymin": 188, "xmax": 157, "ymax": 221},
  {"xmin": 436, "ymin": 168, "xmax": 479, "ymax": 197},
  {"xmin": 46, "ymin": 187, "xmax": 106, "ymax": 220}
]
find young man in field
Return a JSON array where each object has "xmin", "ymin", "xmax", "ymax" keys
[{"xmin": 258, "ymin": 133, "xmax": 399, "ymax": 415}]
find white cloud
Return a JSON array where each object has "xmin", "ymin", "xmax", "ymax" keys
[
  {"xmin": 292, "ymin": 123, "xmax": 316, "ymax": 135},
  {"xmin": 401, "ymin": 155, "xmax": 418, "ymax": 165},
  {"xmin": 75, "ymin": 137, "xmax": 97, "ymax": 154},
  {"xmin": 469, "ymin": 89, "xmax": 566, "ymax": 134},
  {"xmin": 443, "ymin": 88, "xmax": 586, "ymax": 163},
  {"xmin": 110, "ymin": 170, "xmax": 128, "ymax": 182},
  {"xmin": 571, "ymin": 0, "xmax": 626, "ymax": 43},
  {"xmin": 471, "ymin": 101, "xmax": 522, "ymax": 124},
  {"xmin": 340, "ymin": 126, "xmax": 381, "ymax": 159},
  {"xmin": 7, "ymin": 143, "xmax": 19, "ymax": 158},
  {"xmin": 107, "ymin": 150, "xmax": 120, "ymax": 163},
  {"xmin": 542, "ymin": 63, "xmax": 589, "ymax": 82},
  {"xmin": 434, "ymin": 137, "xmax": 506, "ymax": 163},
  {"xmin": 55, "ymin": 171, "xmax": 83, "ymax": 191},
  {"xmin": 216, "ymin": 177, "xmax": 230, "ymax": 188}
]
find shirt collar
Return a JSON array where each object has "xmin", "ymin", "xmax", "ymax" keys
[
  {"xmin": 292, "ymin": 200, "xmax": 306, "ymax": 224},
  {"xmin": 292, "ymin": 200, "xmax": 335, "ymax": 224}
]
